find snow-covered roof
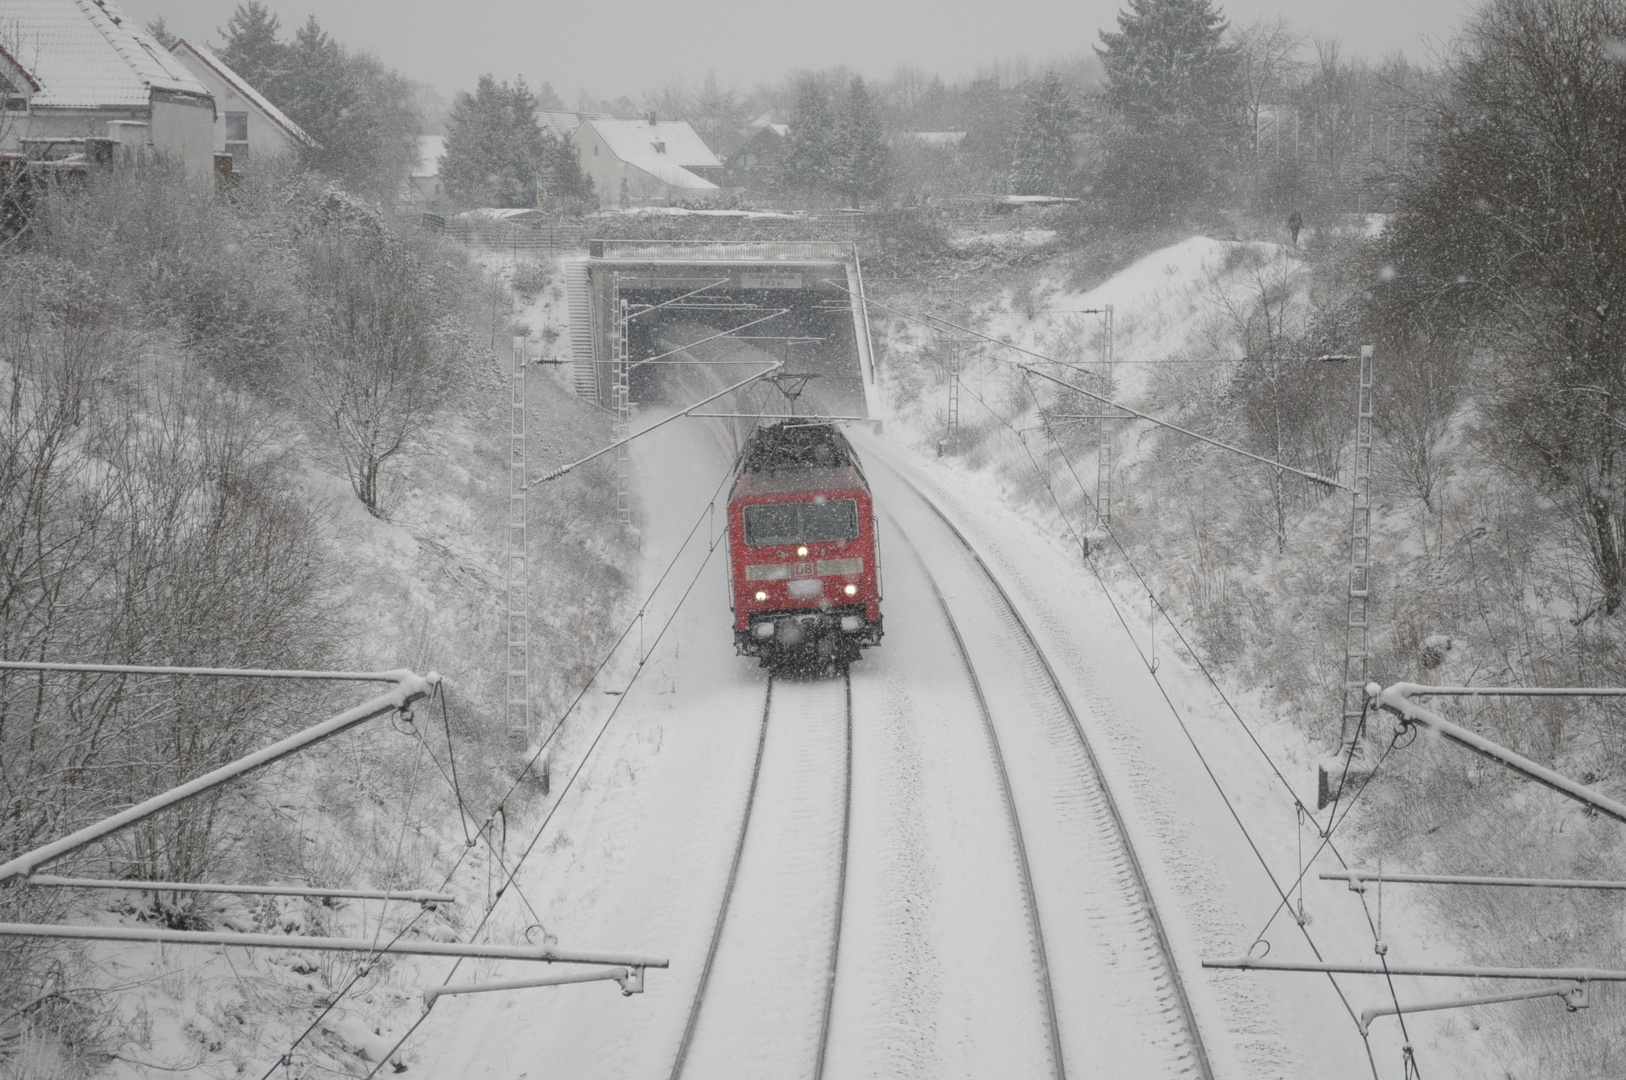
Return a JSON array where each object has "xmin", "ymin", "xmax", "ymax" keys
[
  {"xmin": 168, "ymin": 40, "xmax": 315, "ymax": 149},
  {"xmin": 631, "ymin": 153, "xmax": 720, "ymax": 191},
  {"xmin": 413, "ymin": 134, "xmax": 444, "ymax": 178},
  {"xmin": 586, "ymin": 118, "xmax": 721, "ymax": 170},
  {"xmin": 580, "ymin": 117, "xmax": 721, "ymax": 191},
  {"xmin": 3, "ymin": 0, "xmax": 210, "ymax": 109},
  {"xmin": 538, "ymin": 110, "xmax": 584, "ymax": 141}
]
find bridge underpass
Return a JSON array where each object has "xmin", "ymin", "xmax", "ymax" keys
[{"xmin": 565, "ymin": 241, "xmax": 881, "ymax": 425}]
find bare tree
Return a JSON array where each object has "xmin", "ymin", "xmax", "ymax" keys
[
  {"xmin": 1216, "ymin": 249, "xmax": 1346, "ymax": 550},
  {"xmin": 1378, "ymin": 0, "xmax": 1626, "ymax": 616},
  {"xmin": 640, "ymin": 75, "xmax": 693, "ymax": 123},
  {"xmin": 1235, "ymin": 16, "xmax": 1305, "ymax": 156},
  {"xmin": 298, "ymin": 232, "xmax": 456, "ymax": 515},
  {"xmin": 1, "ymin": 257, "xmax": 332, "ymax": 951},
  {"xmin": 1376, "ymin": 338, "xmax": 1468, "ymax": 519}
]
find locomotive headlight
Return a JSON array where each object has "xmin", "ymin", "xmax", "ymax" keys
[
  {"xmin": 796, "ymin": 545, "xmax": 808, "ymax": 558},
  {"xmin": 843, "ymin": 583, "xmax": 858, "ymax": 596},
  {"xmin": 754, "ymin": 590, "xmax": 768, "ymax": 602}
]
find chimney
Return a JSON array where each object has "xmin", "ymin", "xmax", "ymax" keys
[{"xmin": 647, "ymin": 111, "xmax": 657, "ymax": 126}]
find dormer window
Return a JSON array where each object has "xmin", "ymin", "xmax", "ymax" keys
[{"xmin": 652, "ymin": 140, "xmax": 665, "ymax": 154}]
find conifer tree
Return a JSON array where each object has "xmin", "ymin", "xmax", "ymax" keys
[
  {"xmin": 440, "ymin": 76, "xmax": 548, "ymax": 208},
  {"xmin": 540, "ymin": 133, "xmax": 593, "ymax": 206},
  {"xmin": 143, "ymin": 17, "xmax": 176, "ymax": 48},
  {"xmin": 217, "ymin": 5, "xmax": 419, "ymax": 198},
  {"xmin": 280, "ymin": 17, "xmax": 353, "ymax": 142},
  {"xmin": 1008, "ymin": 71, "xmax": 1080, "ymax": 195},
  {"xmin": 782, "ymin": 77, "xmax": 837, "ymax": 194},
  {"xmin": 217, "ymin": 2, "xmax": 286, "ymax": 92},
  {"xmin": 1095, "ymin": 0, "xmax": 1245, "ymax": 215},
  {"xmin": 833, "ymin": 76, "xmax": 889, "ymax": 206},
  {"xmin": 1098, "ymin": 0, "xmax": 1241, "ymax": 130}
]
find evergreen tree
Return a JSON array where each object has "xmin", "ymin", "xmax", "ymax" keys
[
  {"xmin": 960, "ymin": 76, "xmax": 1022, "ymax": 183},
  {"xmin": 1098, "ymin": 0, "xmax": 1240, "ymax": 129},
  {"xmin": 782, "ymin": 77, "xmax": 837, "ymax": 194},
  {"xmin": 217, "ymin": 5, "xmax": 419, "ymax": 198},
  {"xmin": 280, "ymin": 17, "xmax": 354, "ymax": 142},
  {"xmin": 534, "ymin": 82, "xmax": 565, "ymax": 112},
  {"xmin": 440, "ymin": 76, "xmax": 548, "ymax": 208},
  {"xmin": 833, "ymin": 76, "xmax": 889, "ymax": 206},
  {"xmin": 1008, "ymin": 71, "xmax": 1081, "ymax": 195},
  {"xmin": 143, "ymin": 17, "xmax": 176, "ymax": 48},
  {"xmin": 217, "ymin": 2, "xmax": 286, "ymax": 92},
  {"xmin": 539, "ymin": 132, "xmax": 594, "ymax": 206},
  {"xmin": 1096, "ymin": 0, "xmax": 1245, "ymax": 215}
]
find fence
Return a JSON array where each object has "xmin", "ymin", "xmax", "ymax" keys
[{"xmin": 423, "ymin": 213, "xmax": 588, "ymax": 256}]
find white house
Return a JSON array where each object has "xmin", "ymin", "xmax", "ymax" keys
[
  {"xmin": 167, "ymin": 39, "xmax": 315, "ymax": 164},
  {"xmin": 571, "ymin": 116, "xmax": 722, "ymax": 207},
  {"xmin": 407, "ymin": 133, "xmax": 444, "ymax": 204},
  {"xmin": 0, "ymin": 0, "xmax": 215, "ymax": 175}
]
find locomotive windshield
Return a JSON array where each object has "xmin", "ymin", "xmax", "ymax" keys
[{"xmin": 743, "ymin": 499, "xmax": 859, "ymax": 546}]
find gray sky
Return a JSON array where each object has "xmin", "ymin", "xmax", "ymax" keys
[{"xmin": 123, "ymin": 0, "xmax": 1473, "ymax": 104}]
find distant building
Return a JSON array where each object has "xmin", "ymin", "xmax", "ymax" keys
[
  {"xmin": 168, "ymin": 40, "xmax": 315, "ymax": 165},
  {"xmin": 0, "ymin": 0, "xmax": 215, "ymax": 176},
  {"xmin": 539, "ymin": 111, "xmax": 590, "ymax": 142},
  {"xmin": 407, "ymin": 133, "xmax": 444, "ymax": 204},
  {"xmin": 572, "ymin": 115, "xmax": 721, "ymax": 206},
  {"xmin": 730, "ymin": 122, "xmax": 787, "ymax": 177}
]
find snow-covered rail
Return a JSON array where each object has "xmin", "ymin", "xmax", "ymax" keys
[
  {"xmin": 669, "ymin": 673, "xmax": 853, "ymax": 1080},
  {"xmin": 870, "ymin": 455, "xmax": 1214, "ymax": 1080},
  {"xmin": 886, "ymin": 517, "xmax": 1067, "ymax": 1077}
]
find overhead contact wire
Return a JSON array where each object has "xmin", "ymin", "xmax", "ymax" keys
[
  {"xmin": 362, "ymin": 508, "xmax": 729, "ymax": 1077},
  {"xmin": 264, "ymin": 459, "xmax": 740, "ymax": 1077},
  {"xmin": 936, "ymin": 385, "xmax": 1378, "ymax": 1077}
]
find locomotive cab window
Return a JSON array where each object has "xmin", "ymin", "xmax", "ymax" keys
[{"xmin": 743, "ymin": 499, "xmax": 859, "ymax": 547}]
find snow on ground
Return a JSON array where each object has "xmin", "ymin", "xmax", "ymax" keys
[
  {"xmin": 871, "ymin": 234, "xmax": 1513, "ymax": 1078},
  {"xmin": 65, "ymin": 238, "xmax": 1516, "ymax": 1078},
  {"xmin": 856, "ymin": 434, "xmax": 1506, "ymax": 1078},
  {"xmin": 396, "ymin": 237, "xmax": 1509, "ymax": 1080},
  {"xmin": 951, "ymin": 228, "xmax": 1060, "ymax": 250}
]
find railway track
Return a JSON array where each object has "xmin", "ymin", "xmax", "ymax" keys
[
  {"xmin": 668, "ymin": 672, "xmax": 853, "ymax": 1080},
  {"xmin": 871, "ymin": 453, "xmax": 1215, "ymax": 1080},
  {"xmin": 887, "ymin": 517, "xmax": 1069, "ymax": 1077}
]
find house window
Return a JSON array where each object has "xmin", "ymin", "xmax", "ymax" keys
[
  {"xmin": 592, "ymin": 144, "xmax": 598, "ymax": 156},
  {"xmin": 0, "ymin": 72, "xmax": 24, "ymax": 111},
  {"xmin": 224, "ymin": 112, "xmax": 249, "ymax": 157}
]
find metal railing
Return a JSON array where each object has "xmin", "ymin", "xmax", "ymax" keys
[
  {"xmin": 424, "ymin": 214, "xmax": 588, "ymax": 255},
  {"xmin": 588, "ymin": 239, "xmax": 853, "ymax": 262}
]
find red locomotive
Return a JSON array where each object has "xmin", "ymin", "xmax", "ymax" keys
[{"xmin": 727, "ymin": 422, "xmax": 883, "ymax": 668}]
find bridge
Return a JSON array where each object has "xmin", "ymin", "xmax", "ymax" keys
[{"xmin": 565, "ymin": 240, "xmax": 881, "ymax": 422}]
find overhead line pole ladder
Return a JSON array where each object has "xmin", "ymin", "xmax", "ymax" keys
[
  {"xmin": 1097, "ymin": 304, "xmax": 1114, "ymax": 528},
  {"xmin": 507, "ymin": 335, "xmax": 530, "ymax": 738},
  {"xmin": 613, "ymin": 284, "xmax": 634, "ymax": 531},
  {"xmin": 1321, "ymin": 345, "xmax": 1376, "ymax": 806}
]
